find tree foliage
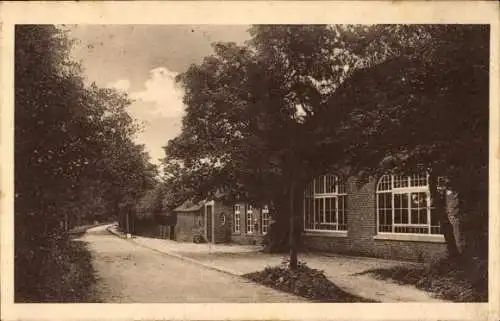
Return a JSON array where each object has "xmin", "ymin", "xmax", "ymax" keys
[
  {"xmin": 15, "ymin": 25, "xmax": 157, "ymax": 301},
  {"xmin": 163, "ymin": 24, "xmax": 489, "ymax": 264},
  {"xmin": 333, "ymin": 25, "xmax": 489, "ymax": 259}
]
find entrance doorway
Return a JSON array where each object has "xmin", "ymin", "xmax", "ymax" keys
[{"xmin": 205, "ymin": 203, "xmax": 214, "ymax": 243}]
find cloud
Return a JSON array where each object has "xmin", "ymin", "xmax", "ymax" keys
[
  {"xmin": 107, "ymin": 79, "xmax": 131, "ymax": 91},
  {"xmin": 105, "ymin": 67, "xmax": 186, "ymax": 165},
  {"xmin": 134, "ymin": 117, "xmax": 182, "ymax": 166},
  {"xmin": 130, "ymin": 67, "xmax": 185, "ymax": 118}
]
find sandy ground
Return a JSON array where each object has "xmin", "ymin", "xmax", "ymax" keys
[
  {"xmin": 81, "ymin": 225, "xmax": 305, "ymax": 303},
  {"xmin": 125, "ymin": 229, "xmax": 445, "ymax": 302}
]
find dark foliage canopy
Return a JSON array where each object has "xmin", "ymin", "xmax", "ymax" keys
[
  {"xmin": 15, "ymin": 25, "xmax": 157, "ymax": 301},
  {"xmin": 163, "ymin": 24, "xmax": 488, "ymax": 258}
]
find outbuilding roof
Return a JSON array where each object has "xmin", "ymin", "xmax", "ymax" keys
[{"xmin": 173, "ymin": 200, "xmax": 205, "ymax": 213}]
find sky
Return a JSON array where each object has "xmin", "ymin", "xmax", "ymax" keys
[{"xmin": 68, "ymin": 25, "xmax": 251, "ymax": 165}]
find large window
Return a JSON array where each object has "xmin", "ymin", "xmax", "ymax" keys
[
  {"xmin": 304, "ymin": 175, "xmax": 347, "ymax": 232},
  {"xmin": 233, "ymin": 204, "xmax": 241, "ymax": 233},
  {"xmin": 377, "ymin": 174, "xmax": 441, "ymax": 235},
  {"xmin": 246, "ymin": 204, "xmax": 254, "ymax": 234},
  {"xmin": 261, "ymin": 205, "xmax": 270, "ymax": 235}
]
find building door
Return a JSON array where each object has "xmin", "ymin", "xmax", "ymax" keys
[
  {"xmin": 169, "ymin": 224, "xmax": 175, "ymax": 240},
  {"xmin": 205, "ymin": 204, "xmax": 214, "ymax": 243}
]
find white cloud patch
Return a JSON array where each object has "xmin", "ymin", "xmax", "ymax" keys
[
  {"xmin": 105, "ymin": 67, "xmax": 186, "ymax": 166},
  {"xmin": 107, "ymin": 79, "xmax": 131, "ymax": 91},
  {"xmin": 130, "ymin": 67, "xmax": 186, "ymax": 118}
]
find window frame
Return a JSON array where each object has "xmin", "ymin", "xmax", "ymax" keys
[
  {"xmin": 261, "ymin": 205, "xmax": 270, "ymax": 235},
  {"xmin": 376, "ymin": 174, "xmax": 441, "ymax": 236},
  {"xmin": 304, "ymin": 175, "xmax": 348, "ymax": 233},
  {"xmin": 246, "ymin": 204, "xmax": 254, "ymax": 234},
  {"xmin": 233, "ymin": 204, "xmax": 241, "ymax": 234}
]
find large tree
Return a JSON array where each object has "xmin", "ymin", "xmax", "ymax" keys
[
  {"xmin": 164, "ymin": 24, "xmax": 489, "ymax": 268},
  {"xmin": 15, "ymin": 25, "xmax": 157, "ymax": 301},
  {"xmin": 165, "ymin": 25, "xmax": 365, "ymax": 267},
  {"xmin": 331, "ymin": 25, "xmax": 489, "ymax": 261}
]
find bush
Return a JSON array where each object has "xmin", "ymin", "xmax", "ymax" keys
[
  {"xmin": 15, "ymin": 235, "xmax": 100, "ymax": 303},
  {"xmin": 359, "ymin": 257, "xmax": 488, "ymax": 302},
  {"xmin": 193, "ymin": 234, "xmax": 206, "ymax": 243},
  {"xmin": 244, "ymin": 258, "xmax": 375, "ymax": 302},
  {"xmin": 134, "ymin": 218, "xmax": 157, "ymax": 236}
]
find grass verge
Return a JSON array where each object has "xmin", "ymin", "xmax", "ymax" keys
[
  {"xmin": 357, "ymin": 258, "xmax": 487, "ymax": 302},
  {"xmin": 69, "ymin": 222, "xmax": 109, "ymax": 237},
  {"xmin": 243, "ymin": 259, "xmax": 376, "ymax": 302},
  {"xmin": 16, "ymin": 234, "xmax": 101, "ymax": 302}
]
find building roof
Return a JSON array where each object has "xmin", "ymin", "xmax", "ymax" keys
[{"xmin": 173, "ymin": 200, "xmax": 205, "ymax": 213}]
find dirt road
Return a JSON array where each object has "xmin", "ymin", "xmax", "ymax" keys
[{"xmin": 81, "ymin": 225, "xmax": 304, "ymax": 303}]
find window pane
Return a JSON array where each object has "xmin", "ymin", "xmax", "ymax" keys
[
  {"xmin": 394, "ymin": 194, "xmax": 401, "ymax": 223},
  {"xmin": 304, "ymin": 200, "xmax": 308, "ymax": 229},
  {"xmin": 377, "ymin": 193, "xmax": 392, "ymax": 232},
  {"xmin": 378, "ymin": 192, "xmax": 389, "ymax": 209},
  {"xmin": 395, "ymin": 226, "xmax": 429, "ymax": 234},
  {"xmin": 394, "ymin": 176, "xmax": 409, "ymax": 188},
  {"xmin": 246, "ymin": 205, "xmax": 253, "ymax": 233},
  {"xmin": 315, "ymin": 176, "xmax": 325, "ymax": 194},
  {"xmin": 394, "ymin": 193, "xmax": 408, "ymax": 224},
  {"xmin": 314, "ymin": 198, "xmax": 322, "ymax": 225},
  {"xmin": 233, "ymin": 204, "xmax": 241, "ymax": 233},
  {"xmin": 377, "ymin": 175, "xmax": 391, "ymax": 191},
  {"xmin": 331, "ymin": 197, "xmax": 337, "ymax": 223},
  {"xmin": 261, "ymin": 206, "xmax": 270, "ymax": 234},
  {"xmin": 325, "ymin": 197, "xmax": 331, "ymax": 223},
  {"xmin": 410, "ymin": 174, "xmax": 427, "ymax": 187},
  {"xmin": 320, "ymin": 198, "xmax": 325, "ymax": 222},
  {"xmin": 410, "ymin": 192, "xmax": 428, "ymax": 224},
  {"xmin": 325, "ymin": 175, "xmax": 334, "ymax": 193}
]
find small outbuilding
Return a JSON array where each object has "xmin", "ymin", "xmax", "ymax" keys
[
  {"xmin": 173, "ymin": 198, "xmax": 234, "ymax": 244},
  {"xmin": 172, "ymin": 200, "xmax": 204, "ymax": 242}
]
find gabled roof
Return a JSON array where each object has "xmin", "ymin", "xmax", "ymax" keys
[{"xmin": 173, "ymin": 200, "xmax": 205, "ymax": 213}]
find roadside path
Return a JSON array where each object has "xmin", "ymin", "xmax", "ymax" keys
[
  {"xmin": 82, "ymin": 225, "xmax": 305, "ymax": 302},
  {"xmin": 106, "ymin": 225, "xmax": 447, "ymax": 302}
]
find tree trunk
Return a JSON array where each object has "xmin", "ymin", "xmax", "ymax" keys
[
  {"xmin": 429, "ymin": 174, "xmax": 460, "ymax": 260},
  {"xmin": 265, "ymin": 192, "xmax": 290, "ymax": 253},
  {"xmin": 130, "ymin": 209, "xmax": 136, "ymax": 234},
  {"xmin": 126, "ymin": 210, "xmax": 130, "ymax": 234},
  {"xmin": 116, "ymin": 202, "xmax": 124, "ymax": 230},
  {"xmin": 64, "ymin": 212, "xmax": 69, "ymax": 231},
  {"xmin": 460, "ymin": 188, "xmax": 488, "ymax": 262},
  {"xmin": 289, "ymin": 181, "xmax": 298, "ymax": 269}
]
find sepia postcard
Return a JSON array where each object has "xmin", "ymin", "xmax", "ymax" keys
[{"xmin": 1, "ymin": 1, "xmax": 499, "ymax": 321}]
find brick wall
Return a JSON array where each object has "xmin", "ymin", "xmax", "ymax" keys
[
  {"xmin": 174, "ymin": 201, "xmax": 245, "ymax": 244},
  {"xmin": 213, "ymin": 201, "xmax": 231, "ymax": 243},
  {"xmin": 223, "ymin": 201, "xmax": 266, "ymax": 245},
  {"xmin": 174, "ymin": 211, "xmax": 203, "ymax": 242},
  {"xmin": 302, "ymin": 176, "xmax": 456, "ymax": 262}
]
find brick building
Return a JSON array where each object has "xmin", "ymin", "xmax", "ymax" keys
[
  {"xmin": 171, "ymin": 198, "xmax": 271, "ymax": 245},
  {"xmin": 299, "ymin": 173, "xmax": 460, "ymax": 262},
  {"xmin": 170, "ymin": 172, "xmax": 459, "ymax": 262},
  {"xmin": 172, "ymin": 201, "xmax": 205, "ymax": 242},
  {"xmin": 172, "ymin": 199, "xmax": 234, "ymax": 244}
]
